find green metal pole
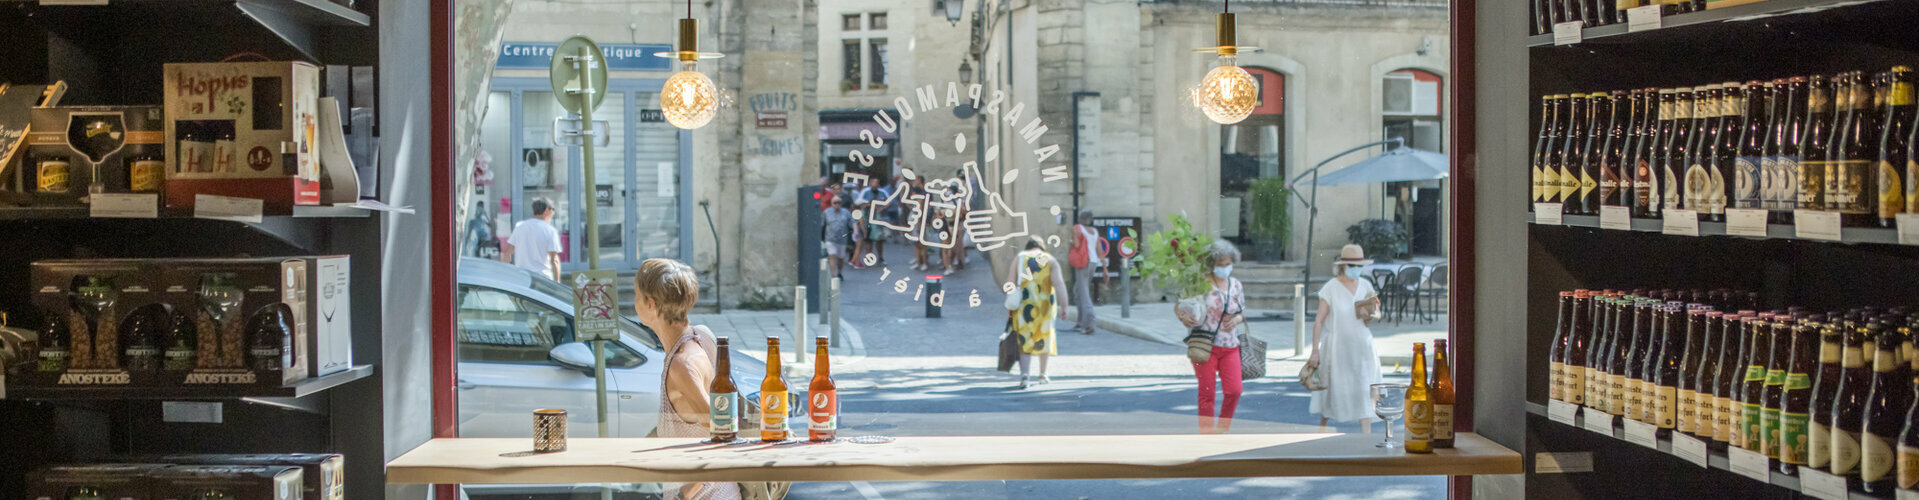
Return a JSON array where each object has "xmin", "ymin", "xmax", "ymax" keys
[{"xmin": 568, "ymin": 44, "xmax": 610, "ymax": 442}]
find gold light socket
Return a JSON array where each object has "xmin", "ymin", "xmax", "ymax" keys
[
  {"xmin": 678, "ymin": 19, "xmax": 700, "ymax": 60},
  {"xmin": 1215, "ymin": 13, "xmax": 1236, "ymax": 55}
]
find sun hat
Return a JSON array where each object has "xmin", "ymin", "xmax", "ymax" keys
[{"xmin": 1333, "ymin": 244, "xmax": 1373, "ymax": 267}]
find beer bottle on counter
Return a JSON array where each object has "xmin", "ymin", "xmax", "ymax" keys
[
  {"xmin": 1655, "ymin": 305, "xmax": 1685, "ymax": 435},
  {"xmin": 1762, "ymin": 313, "xmax": 1792, "ymax": 461},
  {"xmin": 1598, "ymin": 91, "xmax": 1630, "ymax": 210},
  {"xmin": 761, "ymin": 337, "xmax": 791, "ymax": 442},
  {"xmin": 1551, "ymin": 291, "xmax": 1574, "ymax": 401},
  {"xmin": 1866, "ymin": 321, "xmax": 1909, "ymax": 493},
  {"xmin": 1534, "ymin": 95, "xmax": 1559, "ymax": 205},
  {"xmin": 1678, "ymin": 308, "xmax": 1708, "ymax": 436},
  {"xmin": 810, "ymin": 336, "xmax": 838, "ymax": 442},
  {"xmin": 1663, "ymin": 88, "xmax": 1696, "ymax": 214},
  {"xmin": 1740, "ymin": 313, "xmax": 1773, "ymax": 451},
  {"xmin": 1894, "ymin": 323, "xmax": 1919, "ymax": 492},
  {"xmin": 710, "ymin": 337, "xmax": 739, "ymax": 442},
  {"xmin": 1714, "ymin": 82, "xmax": 1746, "ymax": 219},
  {"xmin": 1685, "ymin": 84, "xmax": 1723, "ymax": 221},
  {"xmin": 1812, "ymin": 317, "xmax": 1846, "ymax": 471},
  {"xmin": 1434, "ymin": 338, "xmax": 1456, "ymax": 449},
  {"xmin": 1694, "ymin": 311, "xmax": 1726, "ymax": 439},
  {"xmin": 1802, "ymin": 75, "xmax": 1836, "ymax": 213},
  {"xmin": 1407, "ymin": 342, "xmax": 1434, "ymax": 453},
  {"xmin": 1567, "ymin": 290, "xmax": 1591, "ymax": 405},
  {"xmin": 1781, "ymin": 314, "xmax": 1820, "ymax": 475},
  {"xmin": 1834, "ymin": 321, "xmax": 1873, "ymax": 481},
  {"xmin": 1882, "ymin": 67, "xmax": 1915, "ymax": 226}
]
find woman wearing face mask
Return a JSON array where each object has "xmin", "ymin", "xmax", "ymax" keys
[
  {"xmin": 1175, "ymin": 241, "xmax": 1248, "ymax": 434},
  {"xmin": 1309, "ymin": 244, "xmax": 1384, "ymax": 432}
]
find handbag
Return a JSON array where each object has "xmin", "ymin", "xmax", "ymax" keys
[
  {"xmin": 998, "ymin": 319, "xmax": 1020, "ymax": 372},
  {"xmin": 1184, "ymin": 331, "xmax": 1215, "ymax": 363},
  {"xmin": 1239, "ymin": 330, "xmax": 1267, "ymax": 380},
  {"xmin": 1298, "ymin": 362, "xmax": 1327, "ymax": 390}
]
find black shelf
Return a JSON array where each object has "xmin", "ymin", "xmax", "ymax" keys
[
  {"xmin": 1525, "ymin": 0, "xmax": 1899, "ymax": 47},
  {"xmin": 0, "ymin": 205, "xmax": 374, "ymax": 220},
  {"xmin": 3, "ymin": 364, "xmax": 372, "ymax": 401},
  {"xmin": 1527, "ymin": 212, "xmax": 1902, "ymax": 245}
]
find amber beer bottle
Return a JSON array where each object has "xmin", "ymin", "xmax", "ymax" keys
[
  {"xmin": 761, "ymin": 336, "xmax": 791, "ymax": 441},
  {"xmin": 1865, "ymin": 322, "xmax": 1909, "ymax": 493},
  {"xmin": 709, "ymin": 337, "xmax": 739, "ymax": 442},
  {"xmin": 1406, "ymin": 343, "xmax": 1433, "ymax": 453},
  {"xmin": 1895, "ymin": 324, "xmax": 1919, "ymax": 492},
  {"xmin": 1550, "ymin": 291, "xmax": 1574, "ymax": 401},
  {"xmin": 1880, "ymin": 68, "xmax": 1914, "ymax": 227},
  {"xmin": 1434, "ymin": 338, "xmax": 1456, "ymax": 448},
  {"xmin": 1834, "ymin": 322, "xmax": 1872, "ymax": 481},
  {"xmin": 809, "ymin": 336, "xmax": 838, "ymax": 442},
  {"xmin": 1780, "ymin": 314, "xmax": 1819, "ymax": 475},
  {"xmin": 1811, "ymin": 318, "xmax": 1845, "ymax": 470}
]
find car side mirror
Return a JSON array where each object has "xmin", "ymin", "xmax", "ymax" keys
[{"xmin": 548, "ymin": 342, "xmax": 597, "ymax": 374}]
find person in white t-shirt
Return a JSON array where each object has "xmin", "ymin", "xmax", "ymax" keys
[{"xmin": 502, "ymin": 197, "xmax": 563, "ymax": 280}]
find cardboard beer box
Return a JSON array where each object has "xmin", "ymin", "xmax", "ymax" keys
[
  {"xmin": 303, "ymin": 256, "xmax": 352, "ymax": 377},
  {"xmin": 156, "ymin": 258, "xmax": 309, "ymax": 387},
  {"xmin": 163, "ymin": 61, "xmax": 321, "ymax": 214},
  {"xmin": 26, "ymin": 463, "xmax": 166, "ymax": 500},
  {"xmin": 159, "ymin": 454, "xmax": 343, "ymax": 500},
  {"xmin": 149, "ymin": 465, "xmax": 303, "ymax": 500},
  {"xmin": 20, "ymin": 106, "xmax": 166, "ymax": 206},
  {"xmin": 26, "ymin": 260, "xmax": 166, "ymax": 388}
]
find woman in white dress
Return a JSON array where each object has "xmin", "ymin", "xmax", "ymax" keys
[{"xmin": 1308, "ymin": 244, "xmax": 1384, "ymax": 432}]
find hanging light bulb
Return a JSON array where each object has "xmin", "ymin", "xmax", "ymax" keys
[
  {"xmin": 656, "ymin": 16, "xmax": 725, "ymax": 130},
  {"xmin": 1191, "ymin": 12, "xmax": 1259, "ymax": 125}
]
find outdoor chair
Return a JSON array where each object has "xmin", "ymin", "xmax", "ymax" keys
[
  {"xmin": 1417, "ymin": 263, "xmax": 1449, "ymax": 323},
  {"xmin": 1389, "ymin": 265, "xmax": 1424, "ymax": 324}
]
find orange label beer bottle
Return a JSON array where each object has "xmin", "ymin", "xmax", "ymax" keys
[
  {"xmin": 761, "ymin": 336, "xmax": 790, "ymax": 441},
  {"xmin": 810, "ymin": 336, "xmax": 838, "ymax": 441}
]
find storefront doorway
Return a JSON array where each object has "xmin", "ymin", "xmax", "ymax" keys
[{"xmin": 478, "ymin": 77, "xmax": 694, "ymax": 273}]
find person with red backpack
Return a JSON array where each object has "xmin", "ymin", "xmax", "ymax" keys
[{"xmin": 1068, "ymin": 210, "xmax": 1101, "ymax": 335}]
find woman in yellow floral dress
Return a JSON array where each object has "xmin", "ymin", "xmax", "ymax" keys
[{"xmin": 1009, "ymin": 236, "xmax": 1068, "ymax": 389}]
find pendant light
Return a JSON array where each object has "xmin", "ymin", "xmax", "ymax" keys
[
  {"xmin": 656, "ymin": 0, "xmax": 725, "ymax": 130},
  {"xmin": 1191, "ymin": 0, "xmax": 1259, "ymax": 125}
]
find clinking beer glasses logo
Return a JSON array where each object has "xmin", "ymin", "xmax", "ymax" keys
[{"xmin": 844, "ymin": 82, "xmax": 1074, "ymax": 303}]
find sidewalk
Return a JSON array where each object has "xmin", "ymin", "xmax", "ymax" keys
[{"xmin": 1083, "ymin": 303, "xmax": 1446, "ymax": 366}]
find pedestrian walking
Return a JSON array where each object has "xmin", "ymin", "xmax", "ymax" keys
[
  {"xmin": 909, "ymin": 178, "xmax": 932, "ymax": 271},
  {"xmin": 1308, "ymin": 244, "xmax": 1384, "ymax": 433},
  {"xmin": 501, "ymin": 197, "xmax": 562, "ymax": 280},
  {"xmin": 1007, "ymin": 236, "xmax": 1067, "ymax": 389},
  {"xmin": 862, "ymin": 178, "xmax": 890, "ymax": 266},
  {"xmin": 1175, "ymin": 241, "xmax": 1246, "ymax": 434},
  {"xmin": 1068, "ymin": 210, "xmax": 1101, "ymax": 335},
  {"xmin": 849, "ymin": 182, "xmax": 873, "ymax": 269},
  {"xmin": 822, "ymin": 196, "xmax": 855, "ymax": 281},
  {"xmin": 632, "ymin": 258, "xmax": 742, "ymax": 500}
]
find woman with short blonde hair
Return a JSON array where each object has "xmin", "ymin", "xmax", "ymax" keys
[{"xmin": 634, "ymin": 258, "xmax": 740, "ymax": 500}]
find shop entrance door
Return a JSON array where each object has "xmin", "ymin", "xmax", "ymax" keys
[{"xmin": 481, "ymin": 78, "xmax": 694, "ymax": 274}]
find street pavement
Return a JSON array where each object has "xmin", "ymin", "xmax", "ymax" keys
[{"xmin": 691, "ymin": 242, "xmax": 1448, "ymax": 500}]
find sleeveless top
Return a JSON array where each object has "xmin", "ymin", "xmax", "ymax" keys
[{"xmin": 658, "ymin": 326, "xmax": 742, "ymax": 500}]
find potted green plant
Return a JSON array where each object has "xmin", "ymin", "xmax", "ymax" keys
[
  {"xmin": 1136, "ymin": 213, "xmax": 1214, "ymax": 321},
  {"xmin": 1345, "ymin": 218, "xmax": 1409, "ymax": 262},
  {"xmin": 1244, "ymin": 177, "xmax": 1292, "ymax": 263}
]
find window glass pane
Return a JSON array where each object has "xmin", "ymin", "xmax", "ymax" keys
[
  {"xmin": 843, "ymin": 13, "xmax": 861, "ymax": 31},
  {"xmin": 518, "ymin": 91, "xmax": 570, "ymax": 261},
  {"xmin": 842, "ymin": 40, "xmax": 862, "ymax": 91},
  {"xmin": 587, "ymin": 92, "xmax": 627, "ymax": 266},
  {"xmin": 634, "ymin": 91, "xmax": 683, "ymax": 260},
  {"xmin": 869, "ymin": 39, "xmax": 888, "ymax": 89},
  {"xmin": 870, "ymin": 12, "xmax": 887, "ymax": 30}
]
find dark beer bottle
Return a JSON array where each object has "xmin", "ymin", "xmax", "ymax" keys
[
  {"xmin": 1663, "ymin": 88, "xmax": 1696, "ymax": 215},
  {"xmin": 761, "ymin": 337, "xmax": 791, "ymax": 441},
  {"xmin": 1548, "ymin": 95, "xmax": 1579, "ymax": 206},
  {"xmin": 1834, "ymin": 321, "xmax": 1873, "ymax": 481},
  {"xmin": 1812, "ymin": 318, "xmax": 1846, "ymax": 471},
  {"xmin": 709, "ymin": 337, "xmax": 739, "ymax": 442},
  {"xmin": 1865, "ymin": 322, "xmax": 1909, "ymax": 493},
  {"xmin": 1561, "ymin": 94, "xmax": 1593, "ymax": 214},
  {"xmin": 1714, "ymin": 311, "xmax": 1753, "ymax": 448},
  {"xmin": 1567, "ymin": 290, "xmax": 1592, "ymax": 405},
  {"xmin": 1715, "ymin": 82, "xmax": 1747, "ymax": 218},
  {"xmin": 1585, "ymin": 295, "xmax": 1612, "ymax": 411},
  {"xmin": 1635, "ymin": 89, "xmax": 1664, "ymax": 217},
  {"xmin": 1633, "ymin": 297, "xmax": 1662, "ymax": 423},
  {"xmin": 1434, "ymin": 338, "xmax": 1456, "ymax": 448},
  {"xmin": 1610, "ymin": 295, "xmax": 1639, "ymax": 416},
  {"xmin": 1678, "ymin": 308, "xmax": 1708, "ymax": 436},
  {"xmin": 1534, "ymin": 95, "xmax": 1560, "ymax": 205},
  {"xmin": 1622, "ymin": 90, "xmax": 1650, "ymax": 208},
  {"xmin": 1881, "ymin": 67, "xmax": 1914, "ymax": 226},
  {"xmin": 1580, "ymin": 93, "xmax": 1612, "ymax": 214},
  {"xmin": 1685, "ymin": 84, "xmax": 1723, "ymax": 220},
  {"xmin": 1738, "ymin": 84, "xmax": 1772, "ymax": 210},
  {"xmin": 1594, "ymin": 294, "xmax": 1623, "ymax": 412},
  {"xmin": 1599, "ymin": 91, "xmax": 1630, "ymax": 209},
  {"xmin": 809, "ymin": 336, "xmax": 838, "ymax": 442},
  {"xmin": 1740, "ymin": 313, "xmax": 1773, "ymax": 450},
  {"xmin": 1802, "ymin": 75, "xmax": 1836, "ymax": 212},
  {"xmin": 1655, "ymin": 304, "xmax": 1685, "ymax": 435},
  {"xmin": 1838, "ymin": 71, "xmax": 1881, "ymax": 226},
  {"xmin": 1894, "ymin": 323, "xmax": 1919, "ymax": 492},
  {"xmin": 1550, "ymin": 291, "xmax": 1574, "ymax": 401},
  {"xmin": 1762, "ymin": 314, "xmax": 1792, "ymax": 461},
  {"xmin": 1781, "ymin": 314, "xmax": 1820, "ymax": 475},
  {"xmin": 1695, "ymin": 311, "xmax": 1725, "ymax": 439}
]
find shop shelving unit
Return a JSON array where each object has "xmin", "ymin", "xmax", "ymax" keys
[{"xmin": 0, "ymin": 2, "xmax": 389, "ymax": 499}]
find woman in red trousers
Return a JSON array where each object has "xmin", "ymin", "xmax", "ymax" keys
[{"xmin": 1177, "ymin": 241, "xmax": 1247, "ymax": 434}]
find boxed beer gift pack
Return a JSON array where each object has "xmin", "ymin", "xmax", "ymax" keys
[
  {"xmin": 18, "ymin": 106, "xmax": 166, "ymax": 205},
  {"xmin": 26, "ymin": 463, "xmax": 168, "ymax": 500},
  {"xmin": 163, "ymin": 61, "xmax": 321, "ymax": 213},
  {"xmin": 148, "ymin": 465, "xmax": 304, "ymax": 500},
  {"xmin": 26, "ymin": 260, "xmax": 163, "ymax": 387},
  {"xmin": 161, "ymin": 454, "xmax": 342, "ymax": 500},
  {"xmin": 156, "ymin": 258, "xmax": 310, "ymax": 386}
]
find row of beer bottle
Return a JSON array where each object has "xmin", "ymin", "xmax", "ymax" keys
[
  {"xmin": 1405, "ymin": 340, "xmax": 1456, "ymax": 453},
  {"xmin": 1529, "ymin": 67, "xmax": 1919, "ymax": 228},
  {"xmin": 1531, "ymin": 0, "xmax": 1701, "ymax": 36},
  {"xmin": 708, "ymin": 336, "xmax": 839, "ymax": 443},
  {"xmin": 1547, "ymin": 288, "xmax": 1919, "ymax": 495}
]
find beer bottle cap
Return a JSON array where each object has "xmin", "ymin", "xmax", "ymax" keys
[{"xmin": 1706, "ymin": 311, "xmax": 1724, "ymax": 318}]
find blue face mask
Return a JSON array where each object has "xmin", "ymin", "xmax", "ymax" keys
[
  {"xmin": 1344, "ymin": 266, "xmax": 1365, "ymax": 279},
  {"xmin": 1213, "ymin": 265, "xmax": 1233, "ymax": 279}
]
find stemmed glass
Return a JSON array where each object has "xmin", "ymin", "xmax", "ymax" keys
[{"xmin": 1371, "ymin": 383, "xmax": 1409, "ymax": 449}]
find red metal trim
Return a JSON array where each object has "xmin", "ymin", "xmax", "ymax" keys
[
  {"xmin": 430, "ymin": 0, "xmax": 457, "ymax": 440},
  {"xmin": 1445, "ymin": 0, "xmax": 1477, "ymax": 495}
]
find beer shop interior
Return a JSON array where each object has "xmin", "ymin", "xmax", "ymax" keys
[{"xmin": 7, "ymin": 0, "xmax": 1919, "ymax": 498}]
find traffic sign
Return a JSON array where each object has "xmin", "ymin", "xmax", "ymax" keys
[{"xmin": 549, "ymin": 36, "xmax": 609, "ymax": 115}]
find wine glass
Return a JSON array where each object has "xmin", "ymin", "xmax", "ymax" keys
[{"xmin": 1371, "ymin": 383, "xmax": 1409, "ymax": 449}]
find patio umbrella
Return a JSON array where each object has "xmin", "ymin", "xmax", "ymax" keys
[{"xmin": 1307, "ymin": 146, "xmax": 1449, "ymax": 186}]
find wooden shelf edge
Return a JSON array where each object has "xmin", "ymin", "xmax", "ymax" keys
[{"xmin": 1527, "ymin": 211, "xmax": 1901, "ymax": 245}]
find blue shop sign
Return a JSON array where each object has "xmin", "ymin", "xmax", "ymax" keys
[{"xmin": 498, "ymin": 42, "xmax": 674, "ymax": 71}]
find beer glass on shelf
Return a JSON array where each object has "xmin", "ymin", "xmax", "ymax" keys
[
  {"xmin": 65, "ymin": 111, "xmax": 127, "ymax": 196},
  {"xmin": 1372, "ymin": 383, "xmax": 1409, "ymax": 449}
]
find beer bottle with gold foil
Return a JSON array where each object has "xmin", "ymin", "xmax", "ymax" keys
[
  {"xmin": 1639, "ymin": 89, "xmax": 1671, "ymax": 218},
  {"xmin": 809, "ymin": 336, "xmax": 838, "ymax": 442},
  {"xmin": 1684, "ymin": 85, "xmax": 1722, "ymax": 220},
  {"xmin": 709, "ymin": 337, "xmax": 738, "ymax": 442},
  {"xmin": 1864, "ymin": 321, "xmax": 1908, "ymax": 493},
  {"xmin": 1433, "ymin": 338, "xmax": 1456, "ymax": 449},
  {"xmin": 1655, "ymin": 304, "xmax": 1685, "ymax": 435},
  {"xmin": 1811, "ymin": 317, "xmax": 1846, "ymax": 470},
  {"xmin": 1880, "ymin": 67, "xmax": 1914, "ymax": 227},
  {"xmin": 761, "ymin": 336, "xmax": 791, "ymax": 442},
  {"xmin": 1737, "ymin": 82, "xmax": 1771, "ymax": 210},
  {"xmin": 1837, "ymin": 71, "xmax": 1880, "ymax": 226},
  {"xmin": 1545, "ymin": 95, "xmax": 1572, "ymax": 205},
  {"xmin": 1534, "ymin": 95, "xmax": 1558, "ymax": 205},
  {"xmin": 1550, "ymin": 291, "xmax": 1574, "ymax": 401},
  {"xmin": 1577, "ymin": 93, "xmax": 1610, "ymax": 214},
  {"xmin": 1601, "ymin": 91, "xmax": 1631, "ymax": 208},
  {"xmin": 1560, "ymin": 94, "xmax": 1593, "ymax": 212},
  {"xmin": 1834, "ymin": 322, "xmax": 1872, "ymax": 480},
  {"xmin": 1894, "ymin": 323, "xmax": 1919, "ymax": 492},
  {"xmin": 1761, "ymin": 313, "xmax": 1791, "ymax": 460},
  {"xmin": 1802, "ymin": 75, "xmax": 1836, "ymax": 212},
  {"xmin": 1780, "ymin": 314, "xmax": 1819, "ymax": 475},
  {"xmin": 1664, "ymin": 89, "xmax": 1696, "ymax": 214},
  {"xmin": 1406, "ymin": 343, "xmax": 1433, "ymax": 453}
]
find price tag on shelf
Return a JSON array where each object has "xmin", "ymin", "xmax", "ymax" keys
[
  {"xmin": 1799, "ymin": 469, "xmax": 1848, "ymax": 500},
  {"xmin": 1897, "ymin": 487, "xmax": 1919, "ymax": 500},
  {"xmin": 1553, "ymin": 21, "xmax": 1584, "ymax": 46},
  {"xmin": 1627, "ymin": 5, "xmax": 1663, "ymax": 32},
  {"xmin": 1725, "ymin": 208, "xmax": 1769, "ymax": 237},
  {"xmin": 1670, "ymin": 433, "xmax": 1709, "ymax": 468},
  {"xmin": 1727, "ymin": 447, "xmax": 1771, "ymax": 483},
  {"xmin": 194, "ymin": 195, "xmax": 265, "ymax": 224},
  {"xmin": 1535, "ymin": 204, "xmax": 1565, "ymax": 225},
  {"xmin": 1795, "ymin": 210, "xmax": 1843, "ymax": 241},
  {"xmin": 1663, "ymin": 209, "xmax": 1700, "ymax": 236},
  {"xmin": 89, "ymin": 193, "xmax": 159, "ymax": 219},
  {"xmin": 1622, "ymin": 419, "xmax": 1659, "ymax": 449},
  {"xmin": 1600, "ymin": 205, "xmax": 1632, "ymax": 230},
  {"xmin": 1548, "ymin": 400, "xmax": 1579, "ymax": 426},
  {"xmin": 1581, "ymin": 408, "xmax": 1616, "ymax": 435},
  {"xmin": 1897, "ymin": 213, "xmax": 1919, "ymax": 245}
]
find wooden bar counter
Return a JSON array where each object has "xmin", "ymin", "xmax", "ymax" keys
[{"xmin": 387, "ymin": 432, "xmax": 1519, "ymax": 484}]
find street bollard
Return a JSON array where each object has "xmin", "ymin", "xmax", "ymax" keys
[
  {"xmin": 1120, "ymin": 258, "xmax": 1131, "ymax": 319},
  {"xmin": 794, "ymin": 285, "xmax": 807, "ymax": 364},
  {"xmin": 820, "ymin": 259, "xmax": 831, "ymax": 325},
  {"xmin": 830, "ymin": 278, "xmax": 843, "ymax": 347},
  {"xmin": 925, "ymin": 275, "xmax": 943, "ymax": 318},
  {"xmin": 1293, "ymin": 283, "xmax": 1307, "ymax": 357}
]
